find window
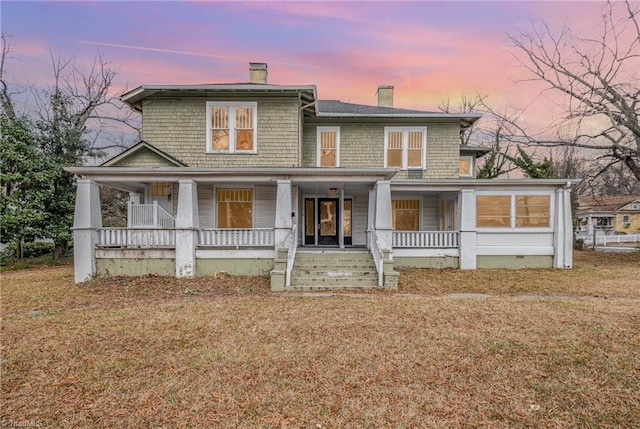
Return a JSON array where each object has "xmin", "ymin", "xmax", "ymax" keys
[
  {"xmin": 477, "ymin": 196, "xmax": 511, "ymax": 227},
  {"xmin": 216, "ymin": 188, "xmax": 253, "ymax": 228},
  {"xmin": 384, "ymin": 127, "xmax": 426, "ymax": 169},
  {"xmin": 151, "ymin": 182, "xmax": 170, "ymax": 196},
  {"xmin": 317, "ymin": 127, "xmax": 340, "ymax": 167},
  {"xmin": 477, "ymin": 194, "xmax": 550, "ymax": 228},
  {"xmin": 206, "ymin": 102, "xmax": 257, "ymax": 153},
  {"xmin": 622, "ymin": 215, "xmax": 630, "ymax": 227},
  {"xmin": 459, "ymin": 156, "xmax": 474, "ymax": 177},
  {"xmin": 516, "ymin": 195, "xmax": 550, "ymax": 227},
  {"xmin": 392, "ymin": 199, "xmax": 420, "ymax": 231}
]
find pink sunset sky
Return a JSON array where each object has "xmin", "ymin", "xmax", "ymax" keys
[{"xmin": 1, "ymin": 1, "xmax": 632, "ymax": 131}]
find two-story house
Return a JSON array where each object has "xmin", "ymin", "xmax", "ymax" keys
[{"xmin": 67, "ymin": 63, "xmax": 575, "ymax": 290}]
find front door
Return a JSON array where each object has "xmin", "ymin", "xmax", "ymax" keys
[{"xmin": 318, "ymin": 198, "xmax": 339, "ymax": 245}]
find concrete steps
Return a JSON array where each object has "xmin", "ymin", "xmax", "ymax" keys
[{"xmin": 289, "ymin": 250, "xmax": 380, "ymax": 289}]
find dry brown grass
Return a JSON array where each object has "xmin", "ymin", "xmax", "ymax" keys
[
  {"xmin": 399, "ymin": 250, "xmax": 640, "ymax": 298},
  {"xmin": 2, "ymin": 251, "xmax": 639, "ymax": 428}
]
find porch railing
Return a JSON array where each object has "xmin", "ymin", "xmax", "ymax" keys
[
  {"xmin": 99, "ymin": 228, "xmax": 176, "ymax": 248},
  {"xmin": 368, "ymin": 226, "xmax": 384, "ymax": 287},
  {"xmin": 393, "ymin": 231, "xmax": 459, "ymax": 248},
  {"xmin": 128, "ymin": 201, "xmax": 175, "ymax": 228},
  {"xmin": 285, "ymin": 224, "xmax": 298, "ymax": 287},
  {"xmin": 198, "ymin": 228, "xmax": 275, "ymax": 247}
]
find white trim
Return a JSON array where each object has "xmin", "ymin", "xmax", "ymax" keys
[
  {"xmin": 384, "ymin": 126, "xmax": 427, "ymax": 170},
  {"xmin": 475, "ymin": 190, "xmax": 555, "ymax": 232},
  {"xmin": 213, "ymin": 185, "xmax": 256, "ymax": 229},
  {"xmin": 459, "ymin": 155, "xmax": 474, "ymax": 177},
  {"xmin": 206, "ymin": 101, "xmax": 258, "ymax": 154},
  {"xmin": 316, "ymin": 126, "xmax": 340, "ymax": 167}
]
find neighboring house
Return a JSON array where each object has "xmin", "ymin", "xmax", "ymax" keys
[
  {"xmin": 66, "ymin": 63, "xmax": 575, "ymax": 290},
  {"xmin": 577, "ymin": 195, "xmax": 640, "ymax": 236}
]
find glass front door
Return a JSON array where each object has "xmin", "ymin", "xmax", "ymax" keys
[
  {"xmin": 318, "ymin": 198, "xmax": 339, "ymax": 245},
  {"xmin": 304, "ymin": 197, "xmax": 352, "ymax": 246}
]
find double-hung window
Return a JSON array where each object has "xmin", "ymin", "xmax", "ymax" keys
[
  {"xmin": 216, "ymin": 188, "xmax": 253, "ymax": 228},
  {"xmin": 392, "ymin": 199, "xmax": 421, "ymax": 231},
  {"xmin": 317, "ymin": 127, "xmax": 340, "ymax": 167},
  {"xmin": 384, "ymin": 127, "xmax": 426, "ymax": 169},
  {"xmin": 477, "ymin": 194, "xmax": 550, "ymax": 228},
  {"xmin": 206, "ymin": 102, "xmax": 257, "ymax": 153}
]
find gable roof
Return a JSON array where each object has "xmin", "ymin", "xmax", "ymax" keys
[
  {"xmin": 577, "ymin": 195, "xmax": 640, "ymax": 214},
  {"xmin": 101, "ymin": 141, "xmax": 188, "ymax": 167}
]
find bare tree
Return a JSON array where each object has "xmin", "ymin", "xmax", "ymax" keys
[{"xmin": 508, "ymin": 0, "xmax": 640, "ymax": 182}]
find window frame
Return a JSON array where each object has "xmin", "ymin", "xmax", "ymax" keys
[
  {"xmin": 459, "ymin": 155, "xmax": 474, "ymax": 177},
  {"xmin": 475, "ymin": 191, "xmax": 553, "ymax": 232},
  {"xmin": 206, "ymin": 102, "xmax": 258, "ymax": 154},
  {"xmin": 384, "ymin": 126, "xmax": 427, "ymax": 170},
  {"xmin": 391, "ymin": 197, "xmax": 423, "ymax": 231},
  {"xmin": 316, "ymin": 126, "xmax": 340, "ymax": 167},
  {"xmin": 214, "ymin": 186, "xmax": 255, "ymax": 229}
]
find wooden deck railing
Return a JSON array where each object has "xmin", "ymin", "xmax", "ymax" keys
[
  {"xmin": 392, "ymin": 231, "xmax": 459, "ymax": 248},
  {"xmin": 197, "ymin": 228, "xmax": 275, "ymax": 247},
  {"xmin": 128, "ymin": 202, "xmax": 175, "ymax": 228},
  {"xmin": 99, "ymin": 228, "xmax": 176, "ymax": 248}
]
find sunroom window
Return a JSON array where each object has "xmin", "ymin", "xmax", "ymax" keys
[
  {"xmin": 207, "ymin": 102, "xmax": 257, "ymax": 153},
  {"xmin": 516, "ymin": 195, "xmax": 550, "ymax": 227},
  {"xmin": 477, "ymin": 194, "xmax": 550, "ymax": 228},
  {"xmin": 216, "ymin": 189, "xmax": 253, "ymax": 228}
]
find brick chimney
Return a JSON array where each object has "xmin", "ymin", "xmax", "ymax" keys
[
  {"xmin": 249, "ymin": 62, "xmax": 268, "ymax": 84},
  {"xmin": 377, "ymin": 85, "xmax": 394, "ymax": 107}
]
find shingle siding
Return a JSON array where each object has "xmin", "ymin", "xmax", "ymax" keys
[
  {"xmin": 142, "ymin": 97, "xmax": 299, "ymax": 167},
  {"xmin": 302, "ymin": 122, "xmax": 460, "ymax": 178},
  {"xmin": 114, "ymin": 149, "xmax": 178, "ymax": 167}
]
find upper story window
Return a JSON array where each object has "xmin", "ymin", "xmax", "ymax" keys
[
  {"xmin": 206, "ymin": 102, "xmax": 257, "ymax": 153},
  {"xmin": 477, "ymin": 194, "xmax": 550, "ymax": 228},
  {"xmin": 384, "ymin": 127, "xmax": 426, "ymax": 169},
  {"xmin": 459, "ymin": 156, "xmax": 474, "ymax": 177},
  {"xmin": 317, "ymin": 127, "xmax": 340, "ymax": 167}
]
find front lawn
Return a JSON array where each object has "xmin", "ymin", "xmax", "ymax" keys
[{"xmin": 1, "ymin": 250, "xmax": 638, "ymax": 428}]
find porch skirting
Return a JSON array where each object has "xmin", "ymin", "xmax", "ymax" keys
[{"xmin": 95, "ymin": 248, "xmax": 275, "ymax": 277}]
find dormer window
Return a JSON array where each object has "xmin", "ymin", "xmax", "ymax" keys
[{"xmin": 206, "ymin": 102, "xmax": 257, "ymax": 153}]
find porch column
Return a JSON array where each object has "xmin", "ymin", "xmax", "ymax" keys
[
  {"xmin": 127, "ymin": 192, "xmax": 142, "ymax": 228},
  {"xmin": 374, "ymin": 180, "xmax": 392, "ymax": 251},
  {"xmin": 554, "ymin": 187, "xmax": 573, "ymax": 268},
  {"xmin": 175, "ymin": 179, "xmax": 199, "ymax": 278},
  {"xmin": 367, "ymin": 188, "xmax": 376, "ymax": 248},
  {"xmin": 73, "ymin": 178, "xmax": 102, "ymax": 283},
  {"xmin": 339, "ymin": 187, "xmax": 345, "ymax": 249},
  {"xmin": 274, "ymin": 179, "xmax": 293, "ymax": 249},
  {"xmin": 458, "ymin": 189, "xmax": 477, "ymax": 269}
]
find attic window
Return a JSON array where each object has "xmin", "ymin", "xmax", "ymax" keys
[{"xmin": 206, "ymin": 102, "xmax": 257, "ymax": 153}]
